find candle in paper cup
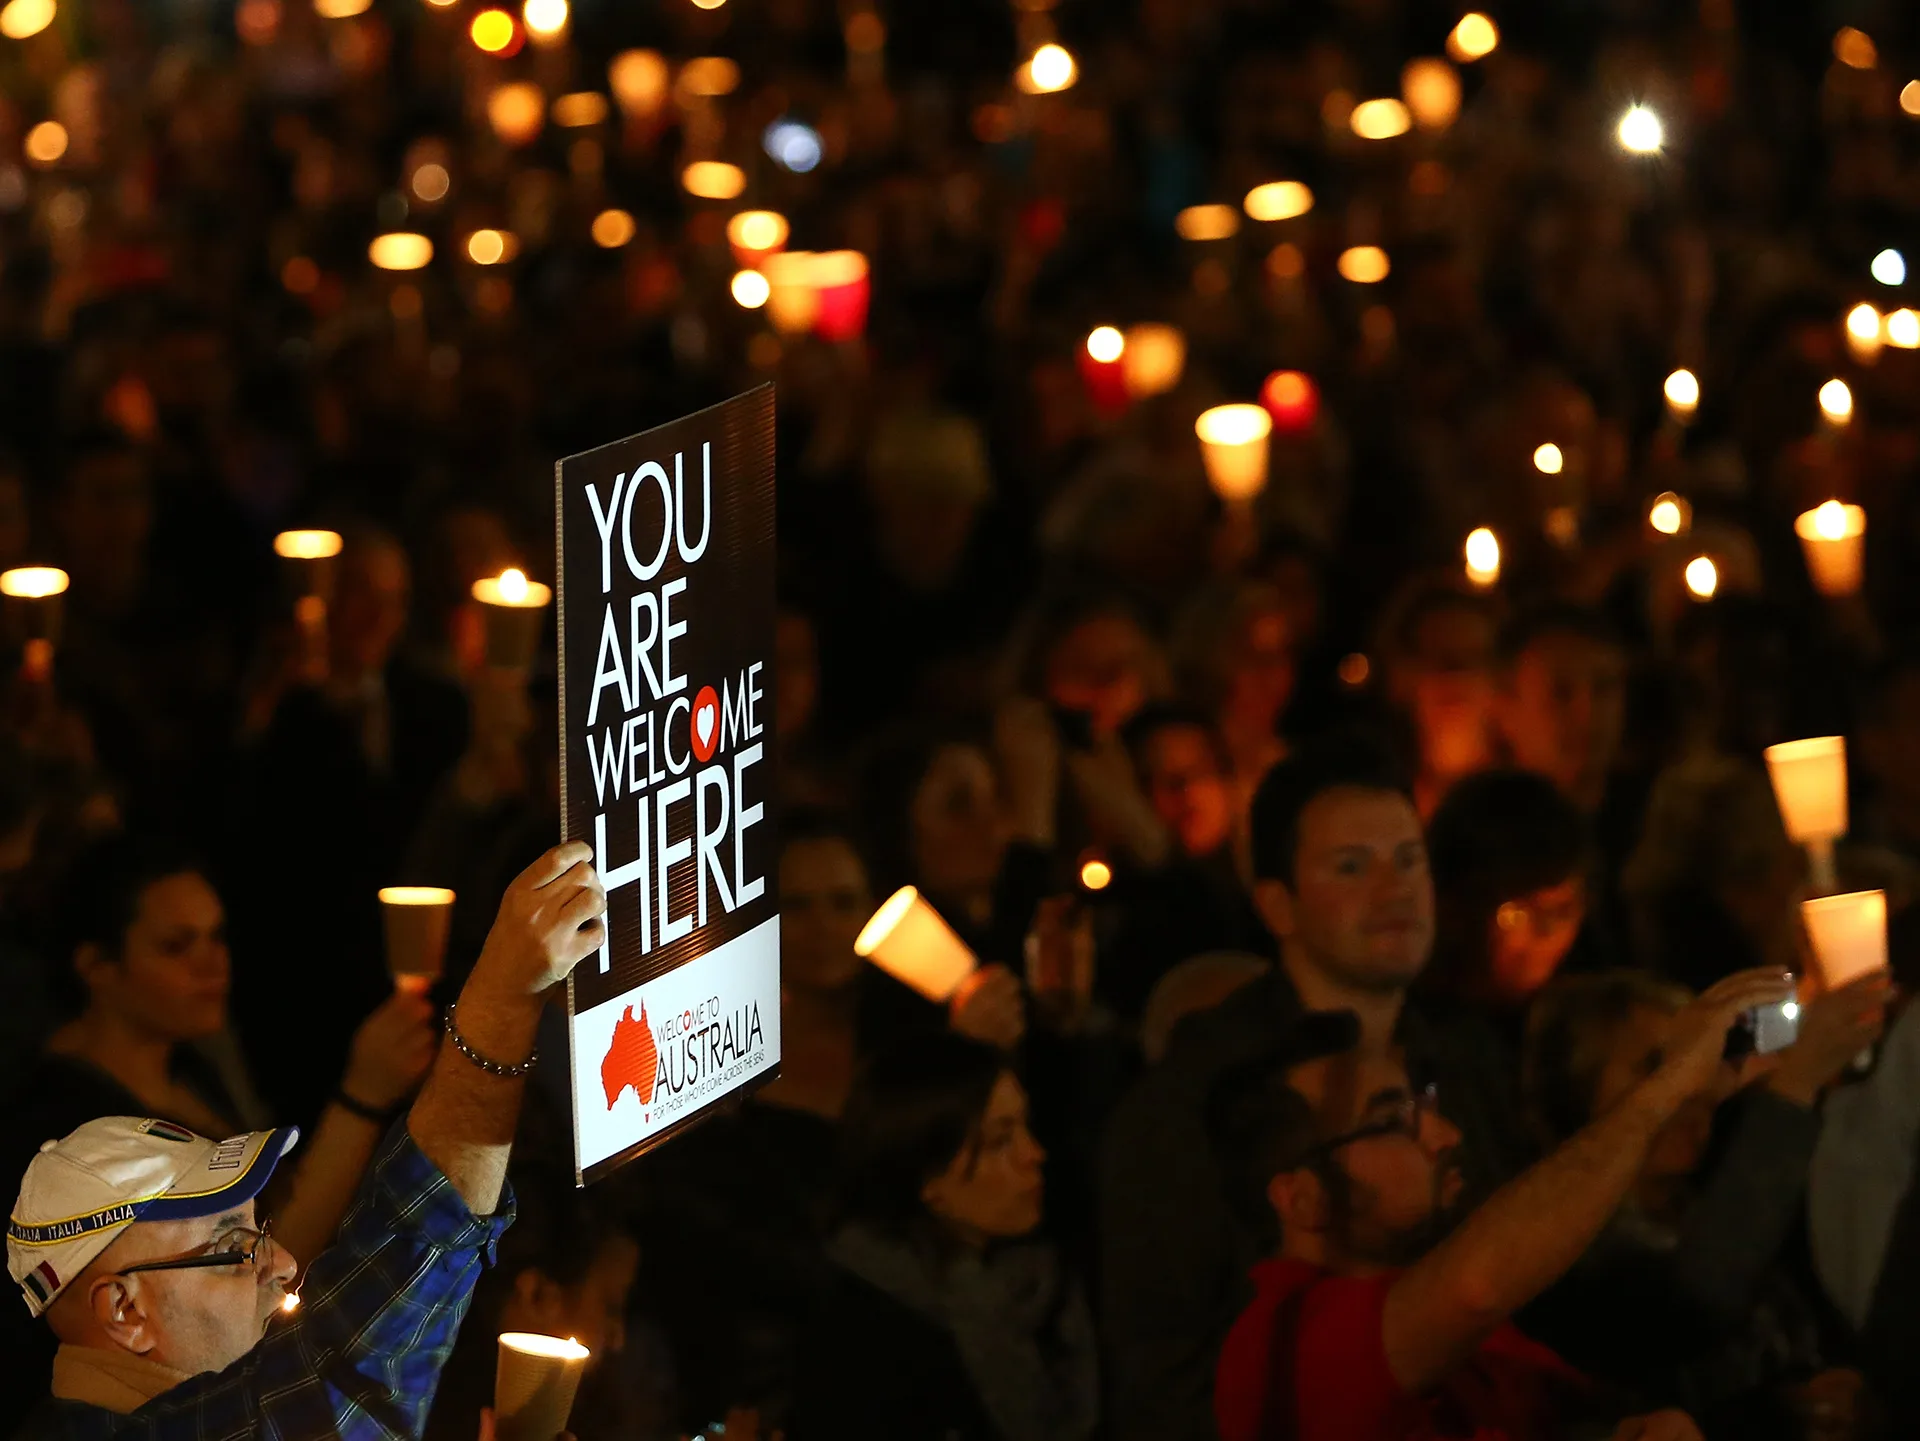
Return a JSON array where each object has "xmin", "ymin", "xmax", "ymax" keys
[
  {"xmin": 811, "ymin": 251, "xmax": 870, "ymax": 343},
  {"xmin": 855, "ymin": 886, "xmax": 978, "ymax": 1003},
  {"xmin": 1765, "ymin": 735, "xmax": 1847, "ymax": 889},
  {"xmin": 1195, "ymin": 404, "xmax": 1272, "ymax": 502},
  {"xmin": 378, "ymin": 886, "xmax": 455, "ymax": 991},
  {"xmin": 1801, "ymin": 889, "xmax": 1887, "ymax": 989},
  {"xmin": 471, "ymin": 568, "xmax": 552, "ymax": 669},
  {"xmin": 495, "ymin": 1333, "xmax": 590, "ymax": 1441},
  {"xmin": 1794, "ymin": 500, "xmax": 1866, "ymax": 597},
  {"xmin": 0, "ymin": 565, "xmax": 68, "ymax": 629}
]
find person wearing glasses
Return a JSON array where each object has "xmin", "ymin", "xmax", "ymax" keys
[
  {"xmin": 1205, "ymin": 964, "xmax": 1798, "ymax": 1441},
  {"xmin": 6, "ymin": 840, "xmax": 605, "ymax": 1440}
]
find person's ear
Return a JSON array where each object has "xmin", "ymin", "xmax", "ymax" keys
[
  {"xmin": 1253, "ymin": 878, "xmax": 1296, "ymax": 941},
  {"xmin": 72, "ymin": 942, "xmax": 112, "ymax": 998},
  {"xmin": 1268, "ymin": 1169, "xmax": 1328, "ymax": 1238},
  {"xmin": 89, "ymin": 1275, "xmax": 157, "ymax": 1356}
]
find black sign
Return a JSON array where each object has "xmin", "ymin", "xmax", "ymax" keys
[{"xmin": 557, "ymin": 386, "xmax": 779, "ymax": 1183}]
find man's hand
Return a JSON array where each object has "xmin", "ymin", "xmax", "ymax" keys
[
  {"xmin": 1643, "ymin": 967, "xmax": 1797, "ymax": 1108},
  {"xmin": 1769, "ymin": 972, "xmax": 1893, "ymax": 1107},
  {"xmin": 951, "ymin": 963, "xmax": 1026, "ymax": 1050},
  {"xmin": 469, "ymin": 841, "xmax": 607, "ymax": 1002},
  {"xmin": 342, "ymin": 989, "xmax": 438, "ymax": 1111},
  {"xmin": 1610, "ymin": 1410, "xmax": 1702, "ymax": 1441}
]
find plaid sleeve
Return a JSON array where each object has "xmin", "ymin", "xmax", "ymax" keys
[{"xmin": 94, "ymin": 1122, "xmax": 515, "ymax": 1441}]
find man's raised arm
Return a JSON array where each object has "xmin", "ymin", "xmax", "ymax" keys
[{"xmin": 407, "ymin": 841, "xmax": 607, "ymax": 1216}]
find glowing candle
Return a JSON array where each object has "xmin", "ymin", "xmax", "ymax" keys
[
  {"xmin": 1260, "ymin": 370, "xmax": 1319, "ymax": 433},
  {"xmin": 856, "ymin": 886, "xmax": 979, "ymax": 1002},
  {"xmin": 811, "ymin": 251, "xmax": 870, "ymax": 343},
  {"xmin": 763, "ymin": 251, "xmax": 820, "ymax": 336},
  {"xmin": 1819, "ymin": 378, "xmax": 1853, "ymax": 426},
  {"xmin": 726, "ymin": 210, "xmax": 789, "ymax": 269},
  {"xmin": 1664, "ymin": 369, "xmax": 1699, "ymax": 420},
  {"xmin": 1121, "ymin": 323, "xmax": 1185, "ymax": 400},
  {"xmin": 1766, "ymin": 735, "xmax": 1847, "ymax": 889},
  {"xmin": 472, "ymin": 568, "xmax": 553, "ymax": 669},
  {"xmin": 1647, "ymin": 492, "xmax": 1690, "ymax": 536},
  {"xmin": 496, "ymin": 1333, "xmax": 590, "ymax": 1441},
  {"xmin": 1802, "ymin": 890, "xmax": 1886, "ymax": 988},
  {"xmin": 1079, "ymin": 326, "xmax": 1128, "ymax": 413},
  {"xmin": 0, "ymin": 566, "xmax": 68, "ymax": 681},
  {"xmin": 378, "ymin": 887, "xmax": 455, "ymax": 992},
  {"xmin": 1195, "ymin": 404, "xmax": 1273, "ymax": 501},
  {"xmin": 1794, "ymin": 501, "xmax": 1866, "ymax": 597},
  {"xmin": 1464, "ymin": 527, "xmax": 1499, "ymax": 588}
]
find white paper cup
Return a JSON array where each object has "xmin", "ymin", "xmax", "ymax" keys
[
  {"xmin": 495, "ymin": 1333, "xmax": 589, "ymax": 1441},
  {"xmin": 854, "ymin": 886, "xmax": 979, "ymax": 1003}
]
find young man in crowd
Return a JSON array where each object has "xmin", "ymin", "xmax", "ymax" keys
[
  {"xmin": 7, "ymin": 840, "xmax": 605, "ymax": 1438},
  {"xmin": 1208, "ymin": 965, "xmax": 1794, "ymax": 1441},
  {"xmin": 1098, "ymin": 738, "xmax": 1532, "ymax": 1441}
]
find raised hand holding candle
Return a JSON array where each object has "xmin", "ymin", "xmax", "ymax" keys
[
  {"xmin": 471, "ymin": 568, "xmax": 553, "ymax": 670},
  {"xmin": 855, "ymin": 886, "xmax": 979, "ymax": 1003},
  {"xmin": 1765, "ymin": 736, "xmax": 1847, "ymax": 890},
  {"xmin": 495, "ymin": 1333, "xmax": 589, "ymax": 1441},
  {"xmin": 378, "ymin": 886, "xmax": 455, "ymax": 993},
  {"xmin": 1794, "ymin": 500, "xmax": 1866, "ymax": 598},
  {"xmin": 1802, "ymin": 889, "xmax": 1887, "ymax": 990}
]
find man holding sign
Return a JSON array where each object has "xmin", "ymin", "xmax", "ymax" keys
[
  {"xmin": 8, "ymin": 843, "xmax": 606, "ymax": 1439},
  {"xmin": 557, "ymin": 386, "xmax": 782, "ymax": 1183}
]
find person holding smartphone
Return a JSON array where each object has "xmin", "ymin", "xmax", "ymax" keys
[{"xmin": 1208, "ymin": 964, "xmax": 1806, "ymax": 1441}]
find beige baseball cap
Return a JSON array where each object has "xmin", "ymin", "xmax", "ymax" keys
[{"xmin": 8, "ymin": 1117, "xmax": 298, "ymax": 1317}]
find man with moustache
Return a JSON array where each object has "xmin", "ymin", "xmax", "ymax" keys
[
  {"xmin": 1099, "ymin": 738, "xmax": 1534, "ymax": 1441},
  {"xmin": 1208, "ymin": 965, "xmax": 1794, "ymax": 1441}
]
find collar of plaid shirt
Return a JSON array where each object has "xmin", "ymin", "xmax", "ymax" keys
[{"xmin": 18, "ymin": 1122, "xmax": 515, "ymax": 1441}]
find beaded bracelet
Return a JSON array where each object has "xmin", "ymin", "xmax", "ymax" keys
[{"xmin": 444, "ymin": 1002, "xmax": 538, "ymax": 1079}]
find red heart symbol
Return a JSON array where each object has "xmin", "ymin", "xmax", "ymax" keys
[{"xmin": 690, "ymin": 684, "xmax": 720, "ymax": 762}]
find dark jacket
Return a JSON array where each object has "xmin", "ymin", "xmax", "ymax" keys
[
  {"xmin": 790, "ymin": 1266, "xmax": 1003, "ymax": 1441},
  {"xmin": 1096, "ymin": 965, "xmax": 1531, "ymax": 1441}
]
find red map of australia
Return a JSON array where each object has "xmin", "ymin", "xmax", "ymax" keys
[{"xmin": 601, "ymin": 1001, "xmax": 659, "ymax": 1109}]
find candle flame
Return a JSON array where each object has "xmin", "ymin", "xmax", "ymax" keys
[
  {"xmin": 499, "ymin": 568, "xmax": 529, "ymax": 603},
  {"xmin": 1617, "ymin": 105, "xmax": 1663, "ymax": 154},
  {"xmin": 1080, "ymin": 858, "xmax": 1113, "ymax": 891},
  {"xmin": 1532, "ymin": 443, "xmax": 1564, "ymax": 475},
  {"xmin": 0, "ymin": 566, "xmax": 69, "ymax": 598},
  {"xmin": 1464, "ymin": 527, "xmax": 1500, "ymax": 585},
  {"xmin": 1685, "ymin": 555, "xmax": 1718, "ymax": 599},
  {"xmin": 1664, "ymin": 369, "xmax": 1700, "ymax": 413},
  {"xmin": 1819, "ymin": 378, "xmax": 1854, "ymax": 423},
  {"xmin": 281, "ymin": 1293, "xmax": 300, "ymax": 1313},
  {"xmin": 1813, "ymin": 500, "xmax": 1849, "ymax": 541},
  {"xmin": 1085, "ymin": 326, "xmax": 1125, "ymax": 363},
  {"xmin": 1648, "ymin": 494, "xmax": 1687, "ymax": 535}
]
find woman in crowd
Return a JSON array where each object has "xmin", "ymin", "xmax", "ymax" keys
[
  {"xmin": 1520, "ymin": 969, "xmax": 1889, "ymax": 1437},
  {"xmin": 792, "ymin": 1032, "xmax": 1098, "ymax": 1441}
]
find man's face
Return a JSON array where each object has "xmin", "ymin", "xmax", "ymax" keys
[
  {"xmin": 1288, "ymin": 1051, "xmax": 1464, "ymax": 1268},
  {"xmin": 1141, "ymin": 724, "xmax": 1234, "ymax": 859},
  {"xmin": 331, "ymin": 541, "xmax": 409, "ymax": 679},
  {"xmin": 1496, "ymin": 632, "xmax": 1625, "ymax": 810},
  {"xmin": 1260, "ymin": 787, "xmax": 1434, "ymax": 992},
  {"xmin": 82, "ymin": 1201, "xmax": 297, "ymax": 1377}
]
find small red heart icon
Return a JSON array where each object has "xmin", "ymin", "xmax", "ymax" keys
[{"xmin": 690, "ymin": 684, "xmax": 720, "ymax": 763}]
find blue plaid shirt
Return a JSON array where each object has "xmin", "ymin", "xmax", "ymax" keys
[{"xmin": 18, "ymin": 1124, "xmax": 515, "ymax": 1441}]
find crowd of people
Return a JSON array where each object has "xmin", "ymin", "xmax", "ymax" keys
[{"xmin": 3, "ymin": 0, "xmax": 1920, "ymax": 1437}]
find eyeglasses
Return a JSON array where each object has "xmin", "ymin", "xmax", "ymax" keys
[
  {"xmin": 117, "ymin": 1220, "xmax": 274, "ymax": 1279},
  {"xmin": 1291, "ymin": 1082, "xmax": 1440, "ymax": 1169}
]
